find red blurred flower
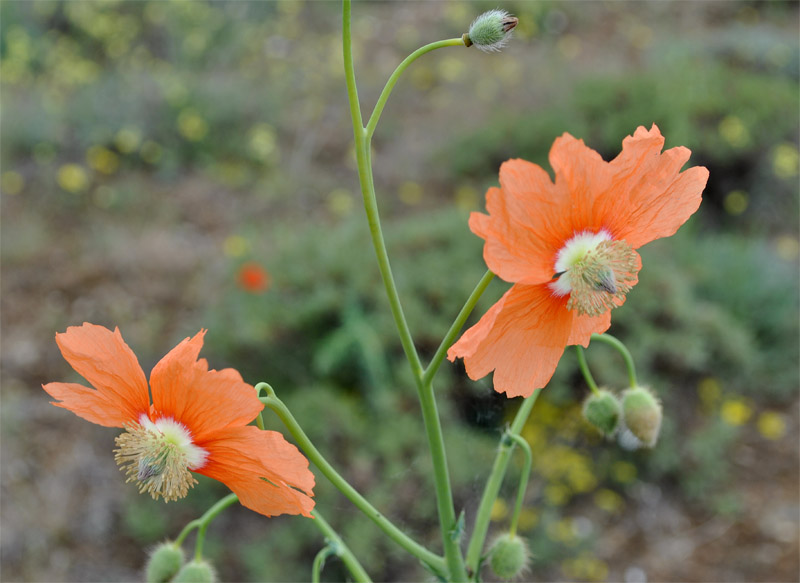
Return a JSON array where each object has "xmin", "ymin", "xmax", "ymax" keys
[
  {"xmin": 43, "ymin": 323, "xmax": 314, "ymax": 518},
  {"xmin": 448, "ymin": 125, "xmax": 708, "ymax": 398},
  {"xmin": 237, "ymin": 262, "xmax": 271, "ymax": 293}
]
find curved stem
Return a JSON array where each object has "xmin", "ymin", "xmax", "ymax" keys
[
  {"xmin": 505, "ymin": 434, "xmax": 532, "ymax": 538},
  {"xmin": 465, "ymin": 391, "xmax": 540, "ymax": 576},
  {"xmin": 574, "ymin": 345, "xmax": 600, "ymax": 396},
  {"xmin": 257, "ymin": 383, "xmax": 446, "ymax": 577},
  {"xmin": 173, "ymin": 493, "xmax": 239, "ymax": 559},
  {"xmin": 311, "ymin": 510, "xmax": 372, "ymax": 583},
  {"xmin": 312, "ymin": 545, "xmax": 336, "ymax": 583},
  {"xmin": 590, "ymin": 333, "xmax": 638, "ymax": 388},
  {"xmin": 423, "ymin": 269, "xmax": 494, "ymax": 386},
  {"xmin": 366, "ymin": 37, "xmax": 465, "ymax": 139}
]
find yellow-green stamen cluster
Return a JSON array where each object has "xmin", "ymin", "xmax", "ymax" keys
[
  {"xmin": 114, "ymin": 417, "xmax": 207, "ymax": 502},
  {"xmin": 551, "ymin": 232, "xmax": 639, "ymax": 317}
]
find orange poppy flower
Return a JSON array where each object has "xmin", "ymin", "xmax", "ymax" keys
[
  {"xmin": 43, "ymin": 323, "xmax": 314, "ymax": 518},
  {"xmin": 448, "ymin": 125, "xmax": 708, "ymax": 398}
]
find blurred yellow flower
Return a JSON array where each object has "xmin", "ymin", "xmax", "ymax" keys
[
  {"xmin": 593, "ymin": 488, "xmax": 624, "ymax": 513},
  {"xmin": 248, "ymin": 124, "xmax": 278, "ymax": 162},
  {"xmin": 115, "ymin": 128, "xmax": 142, "ymax": 154},
  {"xmin": 544, "ymin": 483, "xmax": 569, "ymax": 506},
  {"xmin": 516, "ymin": 508, "xmax": 539, "ymax": 531},
  {"xmin": 398, "ymin": 181, "xmax": 423, "ymax": 205},
  {"xmin": 698, "ymin": 377, "xmax": 722, "ymax": 412},
  {"xmin": 775, "ymin": 236, "xmax": 799, "ymax": 262},
  {"xmin": 1, "ymin": 171, "xmax": 24, "ymax": 195},
  {"xmin": 223, "ymin": 235, "xmax": 249, "ymax": 258},
  {"xmin": 177, "ymin": 109, "xmax": 208, "ymax": 141},
  {"xmin": 57, "ymin": 164, "xmax": 90, "ymax": 193},
  {"xmin": 718, "ymin": 115, "xmax": 750, "ymax": 148},
  {"xmin": 720, "ymin": 398, "xmax": 752, "ymax": 426},
  {"xmin": 772, "ymin": 143, "xmax": 799, "ymax": 179},
  {"xmin": 723, "ymin": 190, "xmax": 748, "ymax": 215},
  {"xmin": 490, "ymin": 498, "xmax": 509, "ymax": 521},
  {"xmin": 327, "ymin": 188, "xmax": 354, "ymax": 217},
  {"xmin": 454, "ymin": 185, "xmax": 479, "ymax": 212},
  {"xmin": 86, "ymin": 146, "xmax": 120, "ymax": 175},
  {"xmin": 610, "ymin": 460, "xmax": 637, "ymax": 484},
  {"xmin": 757, "ymin": 412, "xmax": 786, "ymax": 440}
]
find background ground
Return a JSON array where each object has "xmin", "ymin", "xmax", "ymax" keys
[{"xmin": 1, "ymin": 1, "xmax": 798, "ymax": 582}]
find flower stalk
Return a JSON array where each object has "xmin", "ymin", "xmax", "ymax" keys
[{"xmin": 258, "ymin": 383, "xmax": 447, "ymax": 578}]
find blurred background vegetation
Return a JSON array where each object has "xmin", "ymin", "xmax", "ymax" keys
[{"xmin": 1, "ymin": 1, "xmax": 797, "ymax": 581}]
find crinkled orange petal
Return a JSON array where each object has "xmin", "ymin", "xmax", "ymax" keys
[
  {"xmin": 149, "ymin": 331, "xmax": 263, "ymax": 442},
  {"xmin": 42, "ymin": 382, "xmax": 134, "ymax": 427},
  {"xmin": 448, "ymin": 283, "xmax": 576, "ymax": 398},
  {"xmin": 598, "ymin": 124, "xmax": 707, "ymax": 248},
  {"xmin": 195, "ymin": 425, "xmax": 315, "ymax": 518},
  {"xmin": 472, "ymin": 161, "xmax": 567, "ymax": 285},
  {"xmin": 49, "ymin": 323, "xmax": 150, "ymax": 425}
]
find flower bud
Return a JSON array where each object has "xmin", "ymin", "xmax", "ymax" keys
[
  {"xmin": 488, "ymin": 533, "xmax": 530, "ymax": 580},
  {"xmin": 582, "ymin": 389, "xmax": 622, "ymax": 437},
  {"xmin": 621, "ymin": 386, "xmax": 662, "ymax": 448},
  {"xmin": 145, "ymin": 542, "xmax": 184, "ymax": 583},
  {"xmin": 172, "ymin": 559, "xmax": 217, "ymax": 583},
  {"xmin": 464, "ymin": 10, "xmax": 518, "ymax": 53}
]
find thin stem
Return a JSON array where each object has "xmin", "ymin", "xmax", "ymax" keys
[
  {"xmin": 344, "ymin": 0, "xmax": 423, "ymax": 380},
  {"xmin": 257, "ymin": 383, "xmax": 447, "ymax": 577},
  {"xmin": 365, "ymin": 37, "xmax": 465, "ymax": 139},
  {"xmin": 312, "ymin": 545, "xmax": 336, "ymax": 583},
  {"xmin": 417, "ymin": 376, "xmax": 469, "ymax": 581},
  {"xmin": 505, "ymin": 434, "xmax": 532, "ymax": 538},
  {"xmin": 465, "ymin": 391, "xmax": 540, "ymax": 576},
  {"xmin": 574, "ymin": 345, "xmax": 601, "ymax": 396},
  {"xmin": 590, "ymin": 333, "xmax": 638, "ymax": 388},
  {"xmin": 311, "ymin": 510, "xmax": 372, "ymax": 583},
  {"xmin": 423, "ymin": 269, "xmax": 495, "ymax": 386},
  {"xmin": 173, "ymin": 493, "xmax": 239, "ymax": 558}
]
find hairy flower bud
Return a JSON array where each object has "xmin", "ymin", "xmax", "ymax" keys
[
  {"xmin": 173, "ymin": 559, "xmax": 217, "ymax": 583},
  {"xmin": 621, "ymin": 386, "xmax": 662, "ymax": 448},
  {"xmin": 464, "ymin": 10, "xmax": 518, "ymax": 52},
  {"xmin": 582, "ymin": 389, "xmax": 622, "ymax": 437},
  {"xmin": 489, "ymin": 533, "xmax": 531, "ymax": 580},
  {"xmin": 145, "ymin": 542, "xmax": 184, "ymax": 583}
]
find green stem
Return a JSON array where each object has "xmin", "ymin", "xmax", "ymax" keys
[
  {"xmin": 416, "ymin": 376, "xmax": 469, "ymax": 581},
  {"xmin": 465, "ymin": 391, "xmax": 540, "ymax": 576},
  {"xmin": 590, "ymin": 333, "xmax": 638, "ymax": 388},
  {"xmin": 344, "ymin": 0, "xmax": 423, "ymax": 380},
  {"xmin": 365, "ymin": 37, "xmax": 465, "ymax": 139},
  {"xmin": 423, "ymin": 269, "xmax": 494, "ymax": 386},
  {"xmin": 257, "ymin": 383, "xmax": 447, "ymax": 577},
  {"xmin": 311, "ymin": 510, "xmax": 372, "ymax": 583},
  {"xmin": 312, "ymin": 545, "xmax": 336, "ymax": 583},
  {"xmin": 574, "ymin": 345, "xmax": 600, "ymax": 396},
  {"xmin": 505, "ymin": 434, "xmax": 532, "ymax": 538},
  {"xmin": 343, "ymin": 3, "xmax": 469, "ymax": 578},
  {"xmin": 173, "ymin": 493, "xmax": 239, "ymax": 559}
]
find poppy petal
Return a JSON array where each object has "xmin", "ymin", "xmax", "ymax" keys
[
  {"xmin": 473, "ymin": 161, "xmax": 567, "ymax": 285},
  {"xmin": 548, "ymin": 133, "xmax": 614, "ymax": 235},
  {"xmin": 42, "ymin": 382, "xmax": 134, "ymax": 427},
  {"xmin": 602, "ymin": 124, "xmax": 708, "ymax": 248},
  {"xmin": 52, "ymin": 323, "xmax": 150, "ymax": 424},
  {"xmin": 195, "ymin": 426, "xmax": 315, "ymax": 518},
  {"xmin": 149, "ymin": 331, "xmax": 263, "ymax": 441},
  {"xmin": 448, "ymin": 284, "xmax": 573, "ymax": 398}
]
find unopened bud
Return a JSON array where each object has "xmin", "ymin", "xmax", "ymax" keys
[
  {"xmin": 582, "ymin": 389, "xmax": 622, "ymax": 437},
  {"xmin": 488, "ymin": 533, "xmax": 530, "ymax": 580},
  {"xmin": 145, "ymin": 542, "xmax": 184, "ymax": 583},
  {"xmin": 621, "ymin": 386, "xmax": 662, "ymax": 448},
  {"xmin": 173, "ymin": 559, "xmax": 217, "ymax": 583},
  {"xmin": 464, "ymin": 10, "xmax": 518, "ymax": 53}
]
